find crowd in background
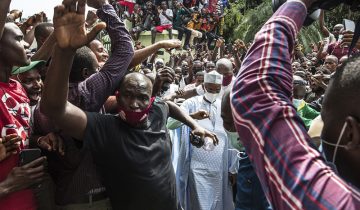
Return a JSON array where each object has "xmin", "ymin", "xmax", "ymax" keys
[{"xmin": 1, "ymin": 0, "xmax": 360, "ymax": 209}]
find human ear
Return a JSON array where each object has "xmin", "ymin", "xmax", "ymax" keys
[
  {"xmin": 345, "ymin": 116, "xmax": 360, "ymax": 150},
  {"xmin": 82, "ymin": 68, "xmax": 89, "ymax": 79}
]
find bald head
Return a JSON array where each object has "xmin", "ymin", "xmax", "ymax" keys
[
  {"xmin": 216, "ymin": 58, "xmax": 232, "ymax": 72},
  {"xmin": 216, "ymin": 58, "xmax": 233, "ymax": 77},
  {"xmin": 119, "ymin": 72, "xmax": 153, "ymax": 92},
  {"xmin": 325, "ymin": 55, "xmax": 338, "ymax": 64}
]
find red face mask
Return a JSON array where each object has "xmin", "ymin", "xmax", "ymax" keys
[
  {"xmin": 222, "ymin": 75, "xmax": 233, "ymax": 86},
  {"xmin": 117, "ymin": 96, "xmax": 155, "ymax": 126}
]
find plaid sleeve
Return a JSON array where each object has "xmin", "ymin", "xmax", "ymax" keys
[
  {"xmin": 231, "ymin": 1, "xmax": 360, "ymax": 209},
  {"xmin": 78, "ymin": 4, "xmax": 134, "ymax": 112}
]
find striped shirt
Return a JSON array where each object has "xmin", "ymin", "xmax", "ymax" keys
[{"xmin": 230, "ymin": 1, "xmax": 360, "ymax": 209}]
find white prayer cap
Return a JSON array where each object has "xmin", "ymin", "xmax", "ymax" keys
[
  {"xmin": 204, "ymin": 70, "xmax": 223, "ymax": 85},
  {"xmin": 155, "ymin": 58, "xmax": 164, "ymax": 64}
]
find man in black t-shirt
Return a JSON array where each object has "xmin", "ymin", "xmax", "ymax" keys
[{"xmin": 41, "ymin": 0, "xmax": 218, "ymax": 209}]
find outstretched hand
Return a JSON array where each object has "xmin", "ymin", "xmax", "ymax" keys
[
  {"xmin": 37, "ymin": 132, "xmax": 65, "ymax": 156},
  {"xmin": 53, "ymin": 0, "xmax": 106, "ymax": 50},
  {"xmin": 159, "ymin": 39, "xmax": 182, "ymax": 50},
  {"xmin": 191, "ymin": 126, "xmax": 219, "ymax": 146}
]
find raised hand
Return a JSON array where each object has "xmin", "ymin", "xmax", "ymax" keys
[
  {"xmin": 9, "ymin": 9, "xmax": 22, "ymax": 20},
  {"xmin": 34, "ymin": 13, "xmax": 44, "ymax": 24},
  {"xmin": 158, "ymin": 39, "xmax": 182, "ymax": 50},
  {"xmin": 342, "ymin": 31, "xmax": 360, "ymax": 49},
  {"xmin": 53, "ymin": 0, "xmax": 106, "ymax": 50},
  {"xmin": 87, "ymin": 0, "xmax": 109, "ymax": 9},
  {"xmin": 215, "ymin": 38, "xmax": 224, "ymax": 48},
  {"xmin": 0, "ymin": 134, "xmax": 21, "ymax": 162},
  {"xmin": 152, "ymin": 67, "xmax": 175, "ymax": 96}
]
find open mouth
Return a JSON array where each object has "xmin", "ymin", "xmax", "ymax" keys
[
  {"xmin": 101, "ymin": 57, "xmax": 108, "ymax": 62},
  {"xmin": 28, "ymin": 91, "xmax": 41, "ymax": 102}
]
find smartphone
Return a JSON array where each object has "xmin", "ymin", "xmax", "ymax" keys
[
  {"xmin": 343, "ymin": 19, "xmax": 355, "ymax": 32},
  {"xmin": 19, "ymin": 149, "xmax": 41, "ymax": 166}
]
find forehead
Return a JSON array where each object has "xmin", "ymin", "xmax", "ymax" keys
[
  {"xmin": 207, "ymin": 63, "xmax": 215, "ymax": 67},
  {"xmin": 204, "ymin": 83, "xmax": 221, "ymax": 89},
  {"xmin": 194, "ymin": 62, "xmax": 202, "ymax": 67},
  {"xmin": 217, "ymin": 64, "xmax": 231, "ymax": 73},
  {"xmin": 122, "ymin": 74, "xmax": 152, "ymax": 93},
  {"xmin": 3, "ymin": 23, "xmax": 23, "ymax": 37},
  {"xmin": 325, "ymin": 57, "xmax": 336, "ymax": 63},
  {"xmin": 20, "ymin": 69, "xmax": 41, "ymax": 78},
  {"xmin": 90, "ymin": 40, "xmax": 104, "ymax": 48}
]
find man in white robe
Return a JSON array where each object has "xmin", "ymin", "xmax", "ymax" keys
[{"xmin": 167, "ymin": 70, "xmax": 238, "ymax": 210}]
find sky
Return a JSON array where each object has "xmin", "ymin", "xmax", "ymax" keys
[
  {"xmin": 10, "ymin": 0, "xmax": 59, "ymax": 20},
  {"xmin": 10, "ymin": 0, "xmax": 92, "ymax": 22}
]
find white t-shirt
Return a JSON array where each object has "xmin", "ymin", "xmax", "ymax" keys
[{"xmin": 159, "ymin": 9, "xmax": 173, "ymax": 25}]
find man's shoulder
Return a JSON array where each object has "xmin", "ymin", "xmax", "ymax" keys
[
  {"xmin": 86, "ymin": 112, "xmax": 118, "ymax": 124},
  {"xmin": 182, "ymin": 96, "xmax": 201, "ymax": 107},
  {"xmin": 153, "ymin": 101, "xmax": 168, "ymax": 112},
  {"xmin": 0, "ymin": 79, "xmax": 28, "ymax": 100}
]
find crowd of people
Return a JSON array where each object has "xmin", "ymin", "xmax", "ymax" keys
[
  {"xmin": 112, "ymin": 0, "xmax": 227, "ymax": 49},
  {"xmin": 0, "ymin": 0, "xmax": 360, "ymax": 209}
]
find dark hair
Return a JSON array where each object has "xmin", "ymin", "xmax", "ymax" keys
[
  {"xmin": 331, "ymin": 54, "xmax": 360, "ymax": 91},
  {"xmin": 70, "ymin": 46, "xmax": 97, "ymax": 83},
  {"xmin": 34, "ymin": 23, "xmax": 53, "ymax": 40}
]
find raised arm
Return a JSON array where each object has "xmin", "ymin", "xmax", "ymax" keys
[
  {"xmin": 78, "ymin": 0, "xmax": 134, "ymax": 112},
  {"xmin": 41, "ymin": 0, "xmax": 106, "ymax": 140},
  {"xmin": 31, "ymin": 32, "xmax": 56, "ymax": 61},
  {"xmin": 319, "ymin": 10, "xmax": 330, "ymax": 38},
  {"xmin": 0, "ymin": 0, "xmax": 11, "ymax": 39},
  {"xmin": 129, "ymin": 39, "xmax": 181, "ymax": 69},
  {"xmin": 231, "ymin": 0, "xmax": 359, "ymax": 209}
]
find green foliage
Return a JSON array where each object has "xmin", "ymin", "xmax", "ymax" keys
[
  {"xmin": 224, "ymin": 1, "xmax": 360, "ymax": 53},
  {"xmin": 223, "ymin": 1, "xmax": 272, "ymax": 43},
  {"xmin": 324, "ymin": 5, "xmax": 360, "ymax": 29}
]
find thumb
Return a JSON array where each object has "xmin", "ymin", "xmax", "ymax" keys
[{"xmin": 87, "ymin": 22, "xmax": 106, "ymax": 44}]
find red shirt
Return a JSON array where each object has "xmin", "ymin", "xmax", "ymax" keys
[
  {"xmin": 0, "ymin": 79, "xmax": 36, "ymax": 210},
  {"xmin": 327, "ymin": 42, "xmax": 359, "ymax": 60}
]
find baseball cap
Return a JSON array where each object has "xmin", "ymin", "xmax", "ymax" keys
[{"xmin": 12, "ymin": 60, "xmax": 46, "ymax": 75}]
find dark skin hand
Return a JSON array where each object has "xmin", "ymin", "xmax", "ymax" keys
[
  {"xmin": 166, "ymin": 100, "xmax": 219, "ymax": 146},
  {"xmin": 0, "ymin": 134, "xmax": 21, "ymax": 162},
  {"xmin": 37, "ymin": 132, "xmax": 65, "ymax": 156},
  {"xmin": 342, "ymin": 31, "xmax": 360, "ymax": 49},
  {"xmin": 0, "ymin": 156, "xmax": 46, "ymax": 198},
  {"xmin": 0, "ymin": 0, "xmax": 12, "ymax": 39},
  {"xmin": 190, "ymin": 109, "xmax": 209, "ymax": 120},
  {"xmin": 152, "ymin": 67, "xmax": 175, "ymax": 96}
]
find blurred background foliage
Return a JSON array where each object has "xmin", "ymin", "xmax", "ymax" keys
[{"xmin": 223, "ymin": 0, "xmax": 360, "ymax": 53}]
